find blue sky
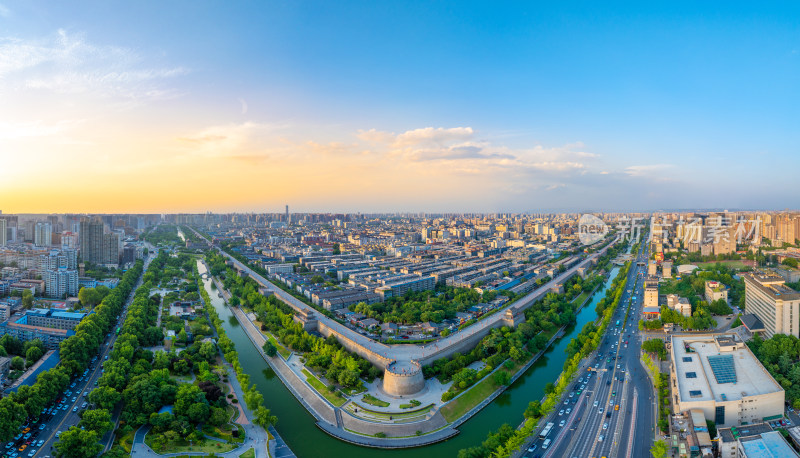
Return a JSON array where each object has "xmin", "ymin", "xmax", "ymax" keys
[{"xmin": 1, "ymin": 1, "xmax": 798, "ymax": 213}]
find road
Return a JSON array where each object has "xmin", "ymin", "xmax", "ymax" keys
[
  {"xmin": 22, "ymin": 246, "xmax": 157, "ymax": 458},
  {"xmin": 521, "ymin": 236, "xmax": 656, "ymax": 458},
  {"xmin": 189, "ymin": 226, "xmax": 618, "ymax": 365}
]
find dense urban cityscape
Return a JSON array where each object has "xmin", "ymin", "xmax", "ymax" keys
[
  {"xmin": 0, "ymin": 212, "xmax": 799, "ymax": 458},
  {"xmin": 3, "ymin": 2, "xmax": 800, "ymax": 458}
]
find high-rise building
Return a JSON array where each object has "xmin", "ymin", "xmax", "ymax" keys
[
  {"xmin": 0, "ymin": 219, "xmax": 6, "ymax": 246},
  {"xmin": 45, "ymin": 268, "xmax": 78, "ymax": 298},
  {"xmin": 102, "ymin": 232, "xmax": 121, "ymax": 265},
  {"xmin": 79, "ymin": 216, "xmax": 104, "ymax": 264},
  {"xmin": 61, "ymin": 231, "xmax": 77, "ymax": 249},
  {"xmin": 34, "ymin": 222, "xmax": 52, "ymax": 247},
  {"xmin": 743, "ymin": 271, "xmax": 800, "ymax": 338}
]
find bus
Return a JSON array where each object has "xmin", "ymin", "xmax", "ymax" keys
[{"xmin": 539, "ymin": 422, "xmax": 555, "ymax": 439}]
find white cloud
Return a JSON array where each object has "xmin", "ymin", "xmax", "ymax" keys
[
  {"xmin": 0, "ymin": 29, "xmax": 187, "ymax": 100},
  {"xmin": 357, "ymin": 126, "xmax": 474, "ymax": 147},
  {"xmin": 0, "ymin": 3, "xmax": 10, "ymax": 17},
  {"xmin": 0, "ymin": 119, "xmax": 83, "ymax": 139},
  {"xmin": 624, "ymin": 164, "xmax": 674, "ymax": 177}
]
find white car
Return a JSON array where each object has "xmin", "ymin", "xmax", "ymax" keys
[
  {"xmin": 559, "ymin": 409, "xmax": 564, "ymax": 416},
  {"xmin": 598, "ymin": 435, "xmax": 604, "ymax": 442},
  {"xmin": 559, "ymin": 420, "xmax": 566, "ymax": 427},
  {"xmin": 603, "ymin": 422, "xmax": 608, "ymax": 430}
]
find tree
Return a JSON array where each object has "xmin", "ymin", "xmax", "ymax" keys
[
  {"xmin": 22, "ymin": 290, "xmax": 33, "ymax": 309},
  {"xmin": 26, "ymin": 346, "xmax": 44, "ymax": 366},
  {"xmin": 177, "ymin": 329, "xmax": 188, "ymax": 344},
  {"xmin": 262, "ymin": 341, "xmax": 277, "ymax": 357},
  {"xmin": 88, "ymin": 386, "xmax": 121, "ymax": 411},
  {"xmin": 0, "ymin": 397, "xmax": 26, "ymax": 441},
  {"xmin": 53, "ymin": 428, "xmax": 102, "ymax": 458},
  {"xmin": 10, "ymin": 355, "xmax": 24, "ymax": 371},
  {"xmin": 523, "ymin": 400, "xmax": 541, "ymax": 419},
  {"xmin": 174, "ymin": 384, "xmax": 208, "ymax": 423},
  {"xmin": 493, "ymin": 370, "xmax": 510, "ymax": 386},
  {"xmin": 79, "ymin": 409, "xmax": 113, "ymax": 434},
  {"xmin": 209, "ymin": 407, "xmax": 228, "ymax": 426},
  {"xmin": 253, "ymin": 406, "xmax": 278, "ymax": 429},
  {"xmin": 783, "ymin": 258, "xmax": 799, "ymax": 269},
  {"xmin": 78, "ymin": 287, "xmax": 102, "ymax": 308},
  {"xmin": 199, "ymin": 341, "xmax": 217, "ymax": 362},
  {"xmin": 650, "ymin": 439, "xmax": 668, "ymax": 458}
]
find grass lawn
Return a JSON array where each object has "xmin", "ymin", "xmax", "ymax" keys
[
  {"xmin": 301, "ymin": 368, "xmax": 346, "ymax": 407},
  {"xmin": 696, "ymin": 260, "xmax": 750, "ymax": 270},
  {"xmin": 348, "ymin": 402, "xmax": 433, "ymax": 419},
  {"xmin": 400, "ymin": 400, "xmax": 422, "ymax": 409},
  {"xmin": 239, "ymin": 449, "xmax": 255, "ymax": 458},
  {"xmin": 202, "ymin": 423, "xmax": 245, "ymax": 444},
  {"xmin": 341, "ymin": 383, "xmax": 367, "ymax": 396},
  {"xmin": 145, "ymin": 432, "xmax": 238, "ymax": 454},
  {"xmin": 266, "ymin": 333, "xmax": 291, "ymax": 359},
  {"xmin": 571, "ymin": 291, "xmax": 589, "ymax": 305},
  {"xmin": 118, "ymin": 428, "xmax": 137, "ymax": 453},
  {"xmin": 362, "ymin": 393, "xmax": 390, "ymax": 408},
  {"xmin": 226, "ymin": 404, "xmax": 239, "ymax": 422},
  {"xmin": 440, "ymin": 374, "xmax": 500, "ymax": 422}
]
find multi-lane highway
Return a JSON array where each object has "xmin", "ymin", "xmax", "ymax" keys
[
  {"xmin": 522, "ymin": 237, "xmax": 655, "ymax": 458},
  {"xmin": 15, "ymin": 247, "xmax": 156, "ymax": 458}
]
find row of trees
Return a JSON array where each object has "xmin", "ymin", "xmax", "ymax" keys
[
  {"xmin": 196, "ymin": 259, "xmax": 278, "ymax": 429},
  {"xmin": 0, "ymin": 259, "xmax": 143, "ymax": 450}
]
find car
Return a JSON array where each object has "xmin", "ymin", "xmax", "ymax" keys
[
  {"xmin": 72, "ymin": 407, "xmax": 78, "ymax": 412},
  {"xmin": 527, "ymin": 444, "xmax": 538, "ymax": 452},
  {"xmin": 564, "ymin": 400, "xmax": 569, "ymax": 406},
  {"xmin": 18, "ymin": 446, "xmax": 26, "ymax": 452},
  {"xmin": 558, "ymin": 410, "xmax": 564, "ymax": 416},
  {"xmin": 593, "ymin": 401, "xmax": 599, "ymax": 407},
  {"xmin": 21, "ymin": 429, "xmax": 29, "ymax": 434},
  {"xmin": 598, "ymin": 435, "xmax": 604, "ymax": 442},
  {"xmin": 38, "ymin": 425, "xmax": 45, "ymax": 431},
  {"xmin": 559, "ymin": 420, "xmax": 566, "ymax": 427},
  {"xmin": 565, "ymin": 407, "xmax": 572, "ymax": 414},
  {"xmin": 603, "ymin": 422, "xmax": 608, "ymax": 430},
  {"xmin": 36, "ymin": 441, "xmax": 43, "ymax": 447},
  {"xmin": 569, "ymin": 392, "xmax": 574, "ymax": 398},
  {"xmin": 599, "ymin": 408, "xmax": 604, "ymax": 414},
  {"xmin": 612, "ymin": 391, "xmax": 616, "ymax": 396}
]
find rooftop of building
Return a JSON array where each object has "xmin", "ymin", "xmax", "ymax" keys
[
  {"xmin": 706, "ymin": 280, "xmax": 727, "ymax": 291},
  {"xmin": 671, "ymin": 334, "xmax": 783, "ymax": 404},
  {"xmin": 739, "ymin": 431, "xmax": 799, "ymax": 458},
  {"xmin": 741, "ymin": 314, "xmax": 766, "ymax": 332},
  {"xmin": 744, "ymin": 271, "xmax": 800, "ymax": 301},
  {"xmin": 719, "ymin": 422, "xmax": 774, "ymax": 443}
]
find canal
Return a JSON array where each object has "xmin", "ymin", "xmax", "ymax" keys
[{"xmin": 198, "ymin": 260, "xmax": 621, "ymax": 457}]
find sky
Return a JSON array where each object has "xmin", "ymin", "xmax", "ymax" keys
[{"xmin": 1, "ymin": 1, "xmax": 799, "ymax": 214}]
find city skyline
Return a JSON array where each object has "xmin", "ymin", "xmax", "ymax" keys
[{"xmin": 2, "ymin": 1, "xmax": 799, "ymax": 213}]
